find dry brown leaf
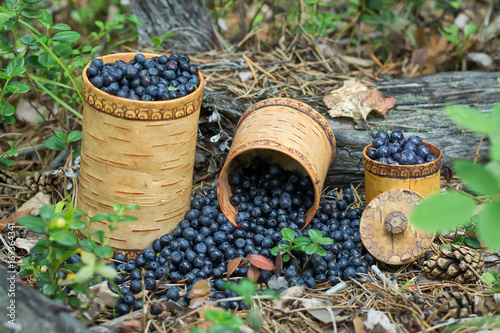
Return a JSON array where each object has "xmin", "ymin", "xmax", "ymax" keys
[
  {"xmin": 88, "ymin": 281, "xmax": 119, "ymax": 307},
  {"xmin": 364, "ymin": 309, "xmax": 397, "ymax": 333},
  {"xmin": 324, "ymin": 79, "xmax": 396, "ymax": 125},
  {"xmin": 227, "ymin": 257, "xmax": 242, "ymax": 280},
  {"xmin": 18, "ymin": 192, "xmax": 52, "ymax": 215},
  {"xmin": 353, "ymin": 316, "xmax": 368, "ymax": 333},
  {"xmin": 273, "ymin": 286, "xmax": 303, "ymax": 315},
  {"xmin": 301, "ymin": 298, "xmax": 339, "ymax": 324},
  {"xmin": 247, "ymin": 265, "xmax": 260, "ymax": 282},
  {"xmin": 0, "ymin": 210, "xmax": 32, "ymax": 230},
  {"xmin": 189, "ymin": 279, "xmax": 214, "ymax": 303},
  {"xmin": 119, "ymin": 320, "xmax": 142, "ymax": 333},
  {"xmin": 14, "ymin": 237, "xmax": 38, "ymax": 255},
  {"xmin": 248, "ymin": 254, "xmax": 274, "ymax": 271}
]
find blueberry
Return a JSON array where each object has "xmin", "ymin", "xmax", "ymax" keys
[
  {"xmin": 135, "ymin": 254, "xmax": 147, "ymax": 268},
  {"xmin": 91, "ymin": 58, "xmax": 104, "ymax": 70},
  {"xmin": 426, "ymin": 154, "xmax": 437, "ymax": 163},
  {"xmin": 134, "ymin": 53, "xmax": 146, "ymax": 64},
  {"xmin": 403, "ymin": 142, "xmax": 417, "ymax": 153},
  {"xmin": 123, "ymin": 293, "xmax": 135, "ymax": 306},
  {"xmin": 113, "ymin": 252, "xmax": 127, "ymax": 263},
  {"xmin": 416, "ymin": 145, "xmax": 431, "ymax": 159},
  {"xmin": 166, "ymin": 286, "xmax": 181, "ymax": 301},
  {"xmin": 372, "ymin": 137, "xmax": 386, "ymax": 149},
  {"xmin": 376, "ymin": 145, "xmax": 391, "ymax": 158},
  {"xmin": 133, "ymin": 301, "xmax": 143, "ymax": 310},
  {"xmin": 116, "ymin": 302, "xmax": 130, "ymax": 315},
  {"xmin": 169, "ymin": 271, "xmax": 183, "ymax": 282},
  {"xmin": 336, "ymin": 199, "xmax": 348, "ymax": 211},
  {"xmin": 86, "ymin": 66, "xmax": 99, "ymax": 78},
  {"xmin": 343, "ymin": 266, "xmax": 357, "ymax": 279},
  {"xmin": 407, "ymin": 135, "xmax": 423, "ymax": 146},
  {"xmin": 179, "ymin": 260, "xmax": 192, "ymax": 273},
  {"xmin": 375, "ymin": 130, "xmax": 389, "ymax": 141},
  {"xmin": 144, "ymin": 278, "xmax": 156, "ymax": 290},
  {"xmin": 400, "ymin": 150, "xmax": 415, "ymax": 165},
  {"xmin": 390, "ymin": 130, "xmax": 404, "ymax": 142}
]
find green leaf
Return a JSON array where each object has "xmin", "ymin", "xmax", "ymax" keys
[
  {"xmin": 481, "ymin": 272, "xmax": 496, "ymax": 285},
  {"xmin": 464, "ymin": 237, "xmax": 481, "ymax": 249},
  {"xmin": 453, "ymin": 160, "xmax": 499, "ymax": 196},
  {"xmin": 1, "ymin": 102, "xmax": 15, "ymax": 116},
  {"xmin": 477, "ymin": 201, "xmax": 500, "ymax": 250},
  {"xmin": 316, "ymin": 247, "xmax": 327, "ymax": 256},
  {"xmin": 283, "ymin": 254, "xmax": 290, "ymax": 262},
  {"xmin": 38, "ymin": 9, "xmax": 52, "ymax": 30},
  {"xmin": 190, "ymin": 328, "xmax": 206, "ymax": 333},
  {"xmin": 42, "ymin": 283, "xmax": 58, "ymax": 295},
  {"xmin": 318, "ymin": 237, "xmax": 333, "ymax": 245},
  {"xmin": 0, "ymin": 72, "xmax": 8, "ymax": 79},
  {"xmin": 490, "ymin": 138, "xmax": 500, "ymax": 162},
  {"xmin": 281, "ymin": 228, "xmax": 295, "ymax": 241},
  {"xmin": 51, "ymin": 230, "xmax": 78, "ymax": 247},
  {"xmin": 53, "ymin": 43, "xmax": 72, "ymax": 58},
  {"xmin": 6, "ymin": 82, "xmax": 29, "ymax": 94},
  {"xmin": 0, "ymin": 35, "xmax": 10, "ymax": 47},
  {"xmin": 454, "ymin": 235, "xmax": 465, "ymax": 245},
  {"xmin": 23, "ymin": 0, "xmax": 43, "ymax": 4},
  {"xmin": 79, "ymin": 239, "xmax": 96, "ymax": 252},
  {"xmin": 67, "ymin": 130, "xmax": 82, "ymax": 143},
  {"xmin": 38, "ymin": 52, "xmax": 57, "ymax": 67},
  {"xmin": 3, "ymin": 17, "xmax": 18, "ymax": 31},
  {"xmin": 39, "ymin": 205, "xmax": 54, "ymax": 221},
  {"xmin": 73, "ymin": 265, "xmax": 94, "ymax": 283},
  {"xmin": 6, "ymin": 57, "xmax": 25, "ymax": 77},
  {"xmin": 409, "ymin": 191, "xmax": 476, "ymax": 232},
  {"xmin": 294, "ymin": 236, "xmax": 311, "ymax": 246},
  {"xmin": 26, "ymin": 55, "xmax": 43, "ymax": 68},
  {"xmin": 304, "ymin": 243, "xmax": 318, "ymax": 255},
  {"xmin": 439, "ymin": 25, "xmax": 459, "ymax": 44},
  {"xmin": 52, "ymin": 31, "xmax": 81, "ymax": 44},
  {"xmin": 90, "ymin": 213, "xmax": 108, "ymax": 222},
  {"xmin": 0, "ymin": 157, "xmax": 15, "ymax": 167},
  {"xmin": 3, "ymin": 115, "xmax": 16, "ymax": 125},
  {"xmin": 167, "ymin": 86, "xmax": 178, "ymax": 91},
  {"xmin": 127, "ymin": 14, "xmax": 142, "ymax": 26},
  {"xmin": 464, "ymin": 23, "xmax": 480, "ymax": 39},
  {"xmin": 307, "ymin": 229, "xmax": 323, "ymax": 242},
  {"xmin": 95, "ymin": 246, "xmax": 114, "ymax": 258},
  {"xmin": 44, "ymin": 136, "xmax": 66, "ymax": 151},
  {"xmin": 20, "ymin": 7, "xmax": 41, "ymax": 18},
  {"xmin": 20, "ymin": 34, "xmax": 40, "ymax": 46},
  {"xmin": 18, "ymin": 216, "xmax": 46, "ymax": 234},
  {"xmin": 446, "ymin": 105, "xmax": 498, "ymax": 134},
  {"xmin": 52, "ymin": 23, "xmax": 71, "ymax": 31},
  {"xmin": 96, "ymin": 264, "xmax": 117, "ymax": 280}
]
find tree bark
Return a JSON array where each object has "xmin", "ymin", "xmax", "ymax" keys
[
  {"xmin": 129, "ymin": 0, "xmax": 220, "ymax": 52},
  {"xmin": 0, "ymin": 266, "xmax": 92, "ymax": 333},
  {"xmin": 325, "ymin": 71, "xmax": 500, "ymax": 187}
]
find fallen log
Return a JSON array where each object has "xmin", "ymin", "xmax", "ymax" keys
[
  {"xmin": 0, "ymin": 265, "xmax": 92, "ymax": 333},
  {"xmin": 322, "ymin": 71, "xmax": 500, "ymax": 187}
]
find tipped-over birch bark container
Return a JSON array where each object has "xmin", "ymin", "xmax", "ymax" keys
[
  {"xmin": 77, "ymin": 53, "xmax": 204, "ymax": 254},
  {"xmin": 362, "ymin": 142, "xmax": 442, "ymax": 205},
  {"xmin": 217, "ymin": 98, "xmax": 335, "ymax": 228}
]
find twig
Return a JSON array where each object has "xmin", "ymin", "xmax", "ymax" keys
[{"xmin": 474, "ymin": 134, "xmax": 485, "ymax": 164}]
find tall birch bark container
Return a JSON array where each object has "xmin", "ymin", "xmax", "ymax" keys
[
  {"xmin": 77, "ymin": 53, "xmax": 204, "ymax": 253},
  {"xmin": 217, "ymin": 98, "xmax": 336, "ymax": 228}
]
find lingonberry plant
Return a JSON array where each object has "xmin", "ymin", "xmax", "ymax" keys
[
  {"xmin": 18, "ymin": 202, "xmax": 139, "ymax": 307},
  {"xmin": 409, "ymin": 102, "xmax": 500, "ymax": 250}
]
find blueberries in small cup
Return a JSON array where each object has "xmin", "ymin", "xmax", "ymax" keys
[
  {"xmin": 87, "ymin": 52, "xmax": 200, "ymax": 101},
  {"xmin": 366, "ymin": 130, "xmax": 437, "ymax": 165}
]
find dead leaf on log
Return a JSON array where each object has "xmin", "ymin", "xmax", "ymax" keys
[{"xmin": 324, "ymin": 79, "xmax": 396, "ymax": 127}]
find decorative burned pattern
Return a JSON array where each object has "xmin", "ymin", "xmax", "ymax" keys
[
  {"xmin": 363, "ymin": 143, "xmax": 441, "ymax": 179},
  {"xmin": 228, "ymin": 139, "xmax": 320, "ymax": 185},
  {"xmin": 82, "ymin": 85, "xmax": 202, "ymax": 121},
  {"xmin": 360, "ymin": 189, "xmax": 434, "ymax": 265},
  {"xmin": 237, "ymin": 98, "xmax": 336, "ymax": 159}
]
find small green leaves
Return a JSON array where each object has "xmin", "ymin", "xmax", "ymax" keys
[
  {"xmin": 281, "ymin": 228, "xmax": 295, "ymax": 241},
  {"xmin": 307, "ymin": 229, "xmax": 322, "ymax": 242},
  {"xmin": 38, "ymin": 9, "xmax": 53, "ymax": 29},
  {"xmin": 439, "ymin": 25, "xmax": 459, "ymax": 45},
  {"xmin": 20, "ymin": 7, "xmax": 41, "ymax": 18},
  {"xmin": 44, "ymin": 135, "xmax": 66, "ymax": 150},
  {"xmin": 409, "ymin": 191, "xmax": 476, "ymax": 233},
  {"xmin": 53, "ymin": 44, "xmax": 73, "ymax": 58},
  {"xmin": 6, "ymin": 82, "xmax": 30, "ymax": 94},
  {"xmin": 52, "ymin": 23, "xmax": 71, "ymax": 31},
  {"xmin": 67, "ymin": 130, "xmax": 82, "ymax": 143},
  {"xmin": 6, "ymin": 57, "xmax": 26, "ymax": 77},
  {"xmin": 52, "ymin": 31, "xmax": 81, "ymax": 44},
  {"xmin": 51, "ymin": 230, "xmax": 78, "ymax": 247},
  {"xmin": 18, "ymin": 216, "xmax": 46, "ymax": 234},
  {"xmin": 453, "ymin": 160, "xmax": 499, "ymax": 196},
  {"xmin": 304, "ymin": 243, "xmax": 318, "ymax": 255},
  {"xmin": 477, "ymin": 202, "xmax": 500, "ymax": 250},
  {"xmin": 464, "ymin": 23, "xmax": 480, "ymax": 39}
]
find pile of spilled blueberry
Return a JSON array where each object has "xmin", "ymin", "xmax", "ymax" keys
[
  {"xmin": 366, "ymin": 130, "xmax": 437, "ymax": 165},
  {"xmin": 68, "ymin": 158, "xmax": 373, "ymax": 317},
  {"xmin": 86, "ymin": 52, "xmax": 200, "ymax": 101}
]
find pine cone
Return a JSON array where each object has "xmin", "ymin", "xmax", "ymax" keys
[
  {"xmin": 422, "ymin": 245, "xmax": 484, "ymax": 283},
  {"xmin": 435, "ymin": 291, "xmax": 476, "ymax": 318}
]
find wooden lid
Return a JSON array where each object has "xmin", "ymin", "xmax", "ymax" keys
[{"xmin": 360, "ymin": 189, "xmax": 434, "ymax": 265}]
